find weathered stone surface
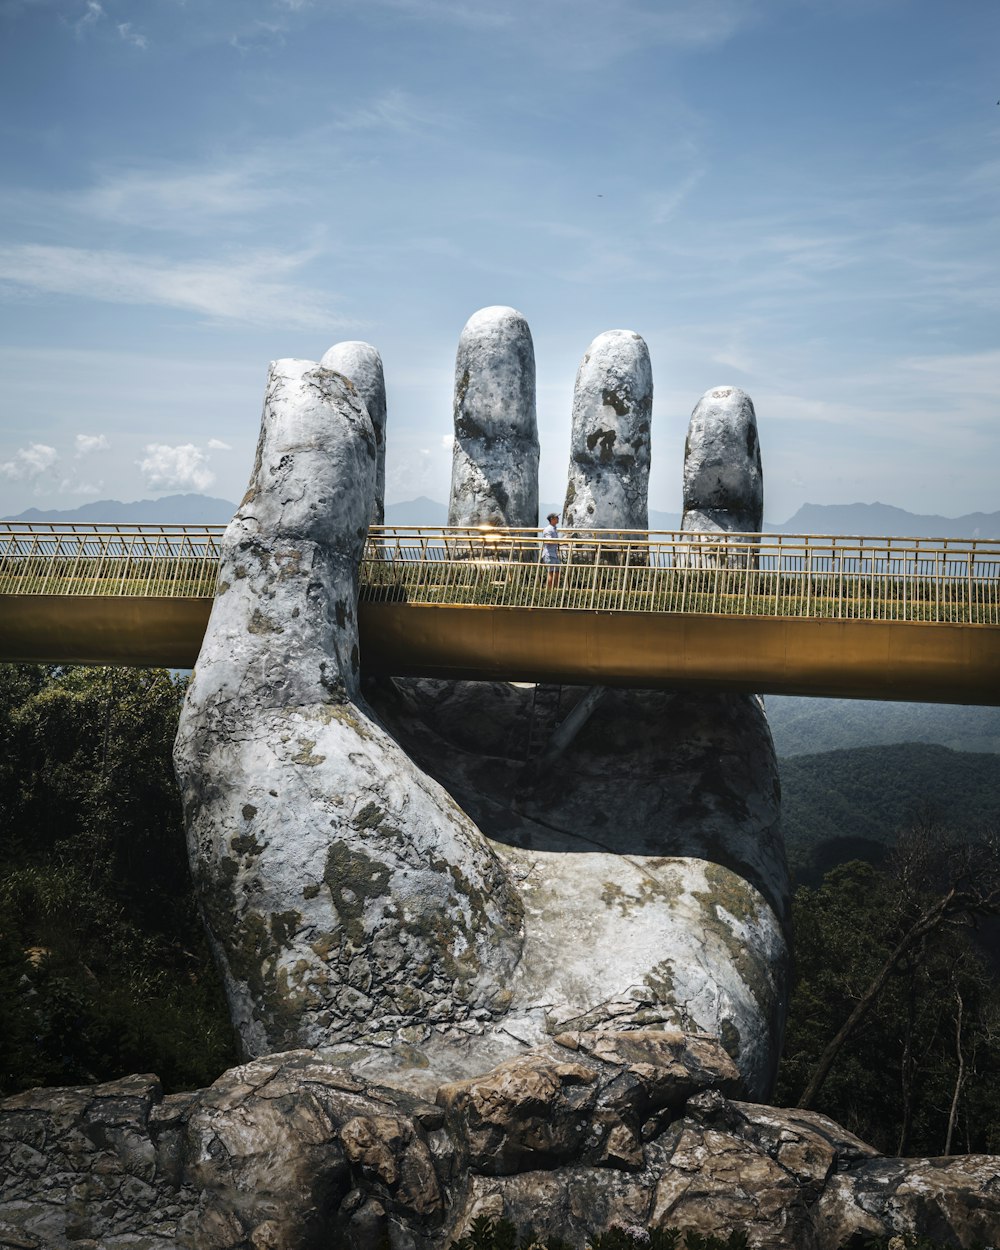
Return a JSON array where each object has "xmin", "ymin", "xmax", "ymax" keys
[
  {"xmin": 3, "ymin": 1048, "xmax": 998, "ymax": 1250},
  {"xmin": 448, "ymin": 306, "xmax": 539, "ymax": 528},
  {"xmin": 173, "ymin": 358, "xmax": 523, "ymax": 1059},
  {"xmin": 682, "ymin": 385, "xmax": 763, "ymax": 535},
  {"xmin": 436, "ymin": 1030, "xmax": 739, "ymax": 1176},
  {"xmin": 320, "ymin": 340, "xmax": 387, "ymax": 525},
  {"xmin": 563, "ymin": 329, "xmax": 652, "ymax": 533},
  {"xmin": 369, "ymin": 679, "xmax": 790, "ymax": 1101}
]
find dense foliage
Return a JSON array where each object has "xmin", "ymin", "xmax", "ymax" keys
[
  {"xmin": 0, "ymin": 664, "xmax": 235, "ymax": 1094},
  {"xmin": 776, "ymin": 848, "xmax": 1000, "ymax": 1156},
  {"xmin": 779, "ymin": 744, "xmax": 1000, "ymax": 883}
]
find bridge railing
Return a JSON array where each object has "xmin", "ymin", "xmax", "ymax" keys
[
  {"xmin": 2, "ymin": 523, "xmax": 998, "ymax": 625},
  {"xmin": 0, "ymin": 524, "xmax": 224, "ymax": 598},
  {"xmin": 360, "ymin": 527, "xmax": 1000, "ymax": 625}
]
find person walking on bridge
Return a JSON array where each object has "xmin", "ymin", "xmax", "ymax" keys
[{"xmin": 541, "ymin": 512, "xmax": 561, "ymax": 589}]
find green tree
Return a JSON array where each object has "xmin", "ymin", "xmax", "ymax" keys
[
  {"xmin": 0, "ymin": 663, "xmax": 235, "ymax": 1094},
  {"xmin": 776, "ymin": 835, "xmax": 1000, "ymax": 1155}
]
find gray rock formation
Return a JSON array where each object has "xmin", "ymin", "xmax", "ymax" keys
[
  {"xmin": 562, "ymin": 329, "xmax": 652, "ymax": 534},
  {"xmin": 682, "ymin": 385, "xmax": 763, "ymax": 535},
  {"xmin": 448, "ymin": 306, "xmax": 539, "ymax": 528},
  {"xmin": 173, "ymin": 358, "xmax": 523, "ymax": 1059},
  {"xmin": 320, "ymin": 340, "xmax": 387, "ymax": 525},
  {"xmin": 3, "ymin": 1039, "xmax": 998, "ymax": 1250}
]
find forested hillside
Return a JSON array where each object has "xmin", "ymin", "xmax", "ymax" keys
[
  {"xmin": 766, "ymin": 696, "xmax": 1000, "ymax": 757},
  {"xmin": 780, "ymin": 743, "xmax": 1000, "ymax": 882}
]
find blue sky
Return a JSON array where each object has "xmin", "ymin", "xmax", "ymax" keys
[{"xmin": 1, "ymin": 0, "xmax": 997, "ymax": 522}]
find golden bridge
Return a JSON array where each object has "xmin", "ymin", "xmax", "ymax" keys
[{"xmin": 1, "ymin": 522, "xmax": 998, "ymax": 704}]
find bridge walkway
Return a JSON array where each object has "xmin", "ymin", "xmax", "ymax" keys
[{"xmin": 1, "ymin": 523, "xmax": 998, "ymax": 704}]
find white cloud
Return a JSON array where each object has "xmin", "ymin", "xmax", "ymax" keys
[
  {"xmin": 75, "ymin": 432, "xmax": 110, "ymax": 457},
  {"xmin": 59, "ymin": 476, "xmax": 103, "ymax": 496},
  {"xmin": 80, "ymin": 161, "xmax": 294, "ymax": 230},
  {"xmin": 0, "ymin": 243, "xmax": 339, "ymax": 329},
  {"xmin": 440, "ymin": 434, "xmax": 454, "ymax": 449},
  {"xmin": 139, "ymin": 443, "xmax": 215, "ymax": 492},
  {"xmin": 117, "ymin": 22, "xmax": 148, "ymax": 49},
  {"xmin": 73, "ymin": 0, "xmax": 103, "ymax": 38},
  {"xmin": 335, "ymin": 88, "xmax": 450, "ymax": 134},
  {"xmin": 0, "ymin": 443, "xmax": 58, "ymax": 480},
  {"xmin": 207, "ymin": 438, "xmax": 232, "ymax": 451}
]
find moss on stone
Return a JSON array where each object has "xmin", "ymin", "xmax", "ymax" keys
[
  {"xmin": 691, "ymin": 863, "xmax": 772, "ymax": 1015},
  {"xmin": 292, "ymin": 739, "xmax": 326, "ymax": 767},
  {"xmin": 601, "ymin": 388, "xmax": 630, "ymax": 417},
  {"xmin": 269, "ymin": 910, "xmax": 302, "ymax": 948},
  {"xmin": 248, "ymin": 608, "xmax": 283, "ymax": 635},
  {"xmin": 230, "ymin": 832, "xmax": 263, "ymax": 857},
  {"xmin": 323, "ymin": 842, "xmax": 392, "ymax": 944}
]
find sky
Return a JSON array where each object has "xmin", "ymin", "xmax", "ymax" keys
[{"xmin": 0, "ymin": 0, "xmax": 997, "ymax": 524}]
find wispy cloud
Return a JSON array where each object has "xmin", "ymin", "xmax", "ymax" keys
[
  {"xmin": 75, "ymin": 432, "xmax": 109, "ymax": 456},
  {"xmin": 116, "ymin": 21, "xmax": 148, "ymax": 49},
  {"xmin": 1, "ymin": 442, "xmax": 58, "ymax": 480},
  {"xmin": 207, "ymin": 437, "xmax": 232, "ymax": 451},
  {"xmin": 335, "ymin": 88, "xmax": 450, "ymax": 134},
  {"xmin": 59, "ymin": 476, "xmax": 103, "ymax": 496},
  {"xmin": 77, "ymin": 159, "xmax": 296, "ymax": 231},
  {"xmin": 0, "ymin": 242, "xmax": 341, "ymax": 328},
  {"xmin": 73, "ymin": 0, "xmax": 103, "ymax": 38},
  {"xmin": 139, "ymin": 443, "xmax": 215, "ymax": 492}
]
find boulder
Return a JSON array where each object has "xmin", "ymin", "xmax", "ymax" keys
[{"xmin": 448, "ymin": 306, "xmax": 539, "ymax": 529}]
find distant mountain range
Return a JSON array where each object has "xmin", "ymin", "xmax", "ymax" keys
[
  {"xmin": 3, "ymin": 493, "xmax": 239, "ymax": 525},
  {"xmin": 771, "ymin": 501, "xmax": 1000, "ymax": 539},
  {"xmin": 6, "ymin": 495, "xmax": 998, "ymax": 539}
]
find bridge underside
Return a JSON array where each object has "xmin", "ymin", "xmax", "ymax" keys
[{"xmin": 1, "ymin": 595, "xmax": 998, "ymax": 704}]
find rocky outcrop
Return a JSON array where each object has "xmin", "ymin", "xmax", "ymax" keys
[
  {"xmin": 3, "ymin": 1038, "xmax": 998, "ymax": 1250},
  {"xmin": 173, "ymin": 358, "xmax": 523, "ymax": 1060},
  {"xmin": 562, "ymin": 329, "xmax": 652, "ymax": 534},
  {"xmin": 448, "ymin": 306, "xmax": 539, "ymax": 528},
  {"xmin": 320, "ymin": 340, "xmax": 388, "ymax": 525},
  {"xmin": 682, "ymin": 385, "xmax": 763, "ymax": 536}
]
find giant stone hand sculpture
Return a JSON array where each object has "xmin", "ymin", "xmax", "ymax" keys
[{"xmin": 175, "ymin": 316, "xmax": 790, "ymax": 1100}]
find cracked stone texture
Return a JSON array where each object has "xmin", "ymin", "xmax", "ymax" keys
[
  {"xmin": 682, "ymin": 385, "xmax": 763, "ymax": 536},
  {"xmin": 448, "ymin": 306, "xmax": 539, "ymax": 529},
  {"xmin": 320, "ymin": 340, "xmax": 387, "ymax": 525},
  {"xmin": 3, "ymin": 1042, "xmax": 998, "ymax": 1250},
  {"xmin": 562, "ymin": 329, "xmax": 652, "ymax": 535},
  {"xmin": 173, "ymin": 358, "xmax": 523, "ymax": 1059}
]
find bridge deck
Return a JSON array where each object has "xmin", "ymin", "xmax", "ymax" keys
[{"xmin": 1, "ymin": 524, "xmax": 998, "ymax": 703}]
